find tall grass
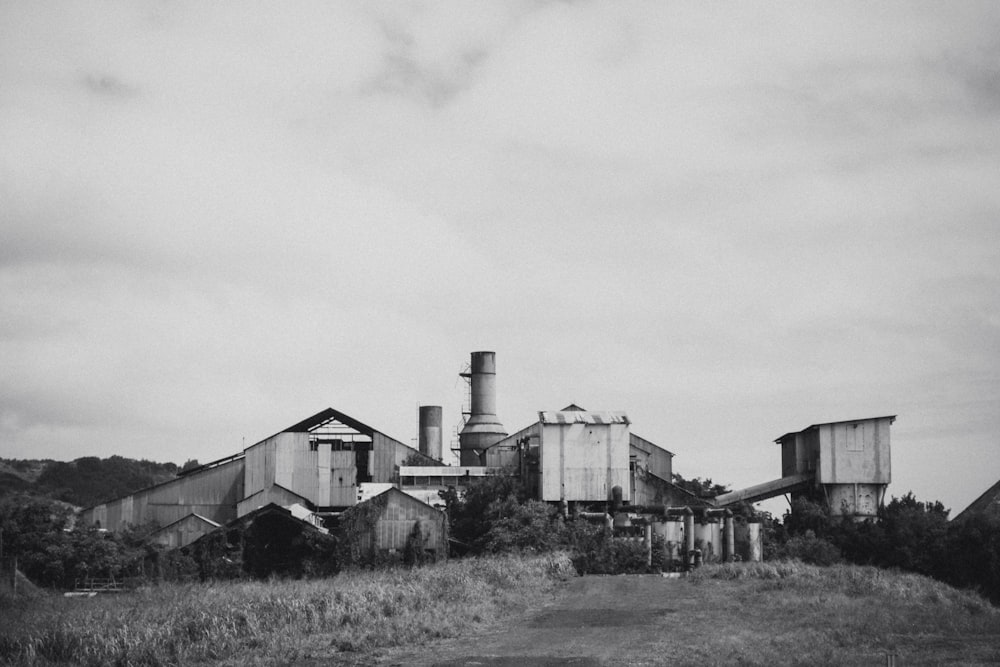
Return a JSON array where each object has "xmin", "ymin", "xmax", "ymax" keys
[
  {"xmin": 683, "ymin": 559, "xmax": 1000, "ymax": 665},
  {"xmin": 0, "ymin": 553, "xmax": 576, "ymax": 666}
]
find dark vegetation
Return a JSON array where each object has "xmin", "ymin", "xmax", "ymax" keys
[
  {"xmin": 0, "ymin": 456, "xmax": 179, "ymax": 508},
  {"xmin": 763, "ymin": 493, "xmax": 1000, "ymax": 604}
]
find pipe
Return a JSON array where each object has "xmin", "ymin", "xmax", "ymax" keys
[
  {"xmin": 723, "ymin": 512, "xmax": 735, "ymax": 563},
  {"xmin": 684, "ymin": 510, "xmax": 695, "ymax": 570},
  {"xmin": 645, "ymin": 524, "xmax": 653, "ymax": 568}
]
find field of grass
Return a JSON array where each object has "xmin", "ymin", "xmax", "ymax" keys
[
  {"xmin": 677, "ymin": 561, "xmax": 1000, "ymax": 665},
  {"xmin": 0, "ymin": 554, "xmax": 576, "ymax": 666},
  {"xmin": 2, "ymin": 557, "xmax": 998, "ymax": 666}
]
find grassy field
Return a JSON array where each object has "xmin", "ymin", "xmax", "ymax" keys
[
  {"xmin": 677, "ymin": 561, "xmax": 1000, "ymax": 665},
  {"xmin": 1, "ymin": 557, "xmax": 998, "ymax": 666},
  {"xmin": 0, "ymin": 554, "xmax": 576, "ymax": 666}
]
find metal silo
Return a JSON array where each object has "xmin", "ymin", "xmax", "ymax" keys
[{"xmin": 418, "ymin": 405, "xmax": 443, "ymax": 462}]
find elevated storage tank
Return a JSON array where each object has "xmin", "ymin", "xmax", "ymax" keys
[
  {"xmin": 458, "ymin": 351, "xmax": 508, "ymax": 466},
  {"xmin": 418, "ymin": 405, "xmax": 443, "ymax": 462}
]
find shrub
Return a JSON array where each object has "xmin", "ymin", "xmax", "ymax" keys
[
  {"xmin": 567, "ymin": 522, "xmax": 649, "ymax": 574},
  {"xmin": 778, "ymin": 530, "xmax": 843, "ymax": 566},
  {"xmin": 478, "ymin": 499, "xmax": 567, "ymax": 554}
]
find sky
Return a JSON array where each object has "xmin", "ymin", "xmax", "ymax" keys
[{"xmin": 1, "ymin": 1, "xmax": 998, "ymax": 518}]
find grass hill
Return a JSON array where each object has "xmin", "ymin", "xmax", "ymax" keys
[{"xmin": 0, "ymin": 456, "xmax": 180, "ymax": 508}]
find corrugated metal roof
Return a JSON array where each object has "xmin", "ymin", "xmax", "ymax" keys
[
  {"xmin": 538, "ymin": 410, "xmax": 630, "ymax": 425},
  {"xmin": 774, "ymin": 415, "xmax": 897, "ymax": 443}
]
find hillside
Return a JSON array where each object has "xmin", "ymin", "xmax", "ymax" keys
[{"xmin": 0, "ymin": 456, "xmax": 180, "ymax": 508}]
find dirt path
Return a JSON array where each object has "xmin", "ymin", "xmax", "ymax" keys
[{"xmin": 375, "ymin": 575, "xmax": 692, "ymax": 667}]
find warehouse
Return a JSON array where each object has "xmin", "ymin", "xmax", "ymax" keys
[{"xmin": 80, "ymin": 408, "xmax": 438, "ymax": 548}]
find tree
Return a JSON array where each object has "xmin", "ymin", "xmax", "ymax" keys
[
  {"xmin": 670, "ymin": 474, "xmax": 729, "ymax": 498},
  {"xmin": 478, "ymin": 498, "xmax": 566, "ymax": 553},
  {"xmin": 442, "ymin": 474, "xmax": 527, "ymax": 551}
]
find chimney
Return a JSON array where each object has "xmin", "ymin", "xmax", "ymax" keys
[{"xmin": 458, "ymin": 351, "xmax": 507, "ymax": 466}]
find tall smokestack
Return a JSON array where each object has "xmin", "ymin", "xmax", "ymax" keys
[
  {"xmin": 418, "ymin": 405, "xmax": 443, "ymax": 462},
  {"xmin": 458, "ymin": 351, "xmax": 507, "ymax": 466}
]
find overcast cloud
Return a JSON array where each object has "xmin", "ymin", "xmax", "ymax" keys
[{"xmin": 2, "ymin": 1, "xmax": 998, "ymax": 516}]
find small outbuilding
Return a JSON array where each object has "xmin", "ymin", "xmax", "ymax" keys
[{"xmin": 338, "ymin": 487, "xmax": 448, "ymax": 564}]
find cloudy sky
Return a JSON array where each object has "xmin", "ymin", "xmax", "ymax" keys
[{"xmin": 2, "ymin": 1, "xmax": 998, "ymax": 516}]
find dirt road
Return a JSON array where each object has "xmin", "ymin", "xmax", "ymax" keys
[{"xmin": 376, "ymin": 575, "xmax": 692, "ymax": 667}]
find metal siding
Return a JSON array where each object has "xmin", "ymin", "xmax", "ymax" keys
[
  {"xmin": 244, "ymin": 440, "xmax": 272, "ymax": 498},
  {"xmin": 274, "ymin": 432, "xmax": 297, "ymax": 490},
  {"xmin": 82, "ymin": 458, "xmax": 243, "ymax": 533},
  {"xmin": 371, "ymin": 432, "xmax": 398, "ymax": 482},
  {"xmin": 629, "ymin": 433, "xmax": 672, "ymax": 481},
  {"xmin": 317, "ymin": 443, "xmax": 331, "ymax": 506},
  {"xmin": 236, "ymin": 484, "xmax": 309, "ymax": 517},
  {"xmin": 484, "ymin": 423, "xmax": 537, "ymax": 468},
  {"xmin": 818, "ymin": 418, "xmax": 891, "ymax": 484},
  {"xmin": 283, "ymin": 432, "xmax": 317, "ymax": 502},
  {"xmin": 374, "ymin": 491, "xmax": 446, "ymax": 554},
  {"xmin": 541, "ymin": 421, "xmax": 630, "ymax": 502},
  {"xmin": 330, "ymin": 450, "xmax": 357, "ymax": 506}
]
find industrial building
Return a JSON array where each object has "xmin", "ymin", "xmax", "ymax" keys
[
  {"xmin": 712, "ymin": 416, "xmax": 896, "ymax": 520},
  {"xmin": 78, "ymin": 350, "xmax": 896, "ymax": 566},
  {"xmin": 80, "ymin": 408, "xmax": 439, "ymax": 549}
]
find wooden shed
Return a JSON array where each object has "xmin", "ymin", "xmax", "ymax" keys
[{"xmin": 338, "ymin": 487, "xmax": 448, "ymax": 564}]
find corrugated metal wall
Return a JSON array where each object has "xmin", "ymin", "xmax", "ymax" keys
[
  {"xmin": 540, "ymin": 422, "xmax": 631, "ymax": 502},
  {"xmin": 376, "ymin": 491, "xmax": 447, "ymax": 553},
  {"xmin": 80, "ymin": 458, "xmax": 244, "ymax": 531},
  {"xmin": 330, "ymin": 450, "xmax": 356, "ymax": 506},
  {"xmin": 629, "ymin": 433, "xmax": 672, "ymax": 481},
  {"xmin": 244, "ymin": 439, "xmax": 275, "ymax": 499},
  {"xmin": 818, "ymin": 417, "xmax": 892, "ymax": 484},
  {"xmin": 237, "ymin": 483, "xmax": 309, "ymax": 517},
  {"xmin": 371, "ymin": 432, "xmax": 417, "ymax": 483},
  {"xmin": 353, "ymin": 490, "xmax": 447, "ymax": 557}
]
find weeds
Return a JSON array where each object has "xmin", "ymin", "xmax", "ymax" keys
[{"xmin": 0, "ymin": 553, "xmax": 574, "ymax": 666}]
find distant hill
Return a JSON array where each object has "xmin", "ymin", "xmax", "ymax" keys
[{"xmin": 0, "ymin": 456, "xmax": 180, "ymax": 508}]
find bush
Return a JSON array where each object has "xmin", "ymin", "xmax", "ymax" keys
[
  {"xmin": 566, "ymin": 522, "xmax": 649, "ymax": 574},
  {"xmin": 777, "ymin": 530, "xmax": 842, "ymax": 566},
  {"xmin": 478, "ymin": 499, "xmax": 567, "ymax": 554}
]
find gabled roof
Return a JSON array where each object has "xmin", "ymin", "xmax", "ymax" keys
[
  {"xmin": 362, "ymin": 486, "xmax": 444, "ymax": 514},
  {"xmin": 282, "ymin": 408, "xmax": 379, "ymax": 435},
  {"xmin": 775, "ymin": 415, "xmax": 897, "ymax": 443},
  {"xmin": 953, "ymin": 478, "xmax": 1000, "ymax": 522},
  {"xmin": 149, "ymin": 513, "xmax": 221, "ymax": 536}
]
